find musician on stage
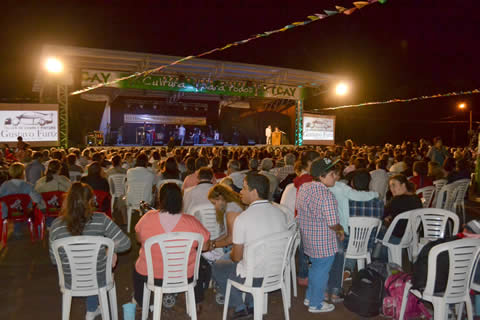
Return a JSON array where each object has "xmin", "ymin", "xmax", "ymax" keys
[
  {"xmin": 265, "ymin": 124, "xmax": 272, "ymax": 145},
  {"xmin": 178, "ymin": 124, "xmax": 186, "ymax": 146}
]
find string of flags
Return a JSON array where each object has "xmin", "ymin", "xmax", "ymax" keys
[
  {"xmin": 70, "ymin": 0, "xmax": 386, "ymax": 96},
  {"xmin": 321, "ymin": 88, "xmax": 480, "ymax": 110}
]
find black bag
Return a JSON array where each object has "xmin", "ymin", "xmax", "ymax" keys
[
  {"xmin": 344, "ymin": 268, "xmax": 384, "ymax": 317},
  {"xmin": 411, "ymin": 236, "xmax": 457, "ymax": 293}
]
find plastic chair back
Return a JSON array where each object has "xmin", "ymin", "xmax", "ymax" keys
[
  {"xmin": 51, "ymin": 236, "xmax": 115, "ymax": 296},
  {"xmin": 243, "ymin": 230, "xmax": 294, "ymax": 290},
  {"xmin": 190, "ymin": 203, "xmax": 221, "ymax": 240},
  {"xmin": 415, "ymin": 186, "xmax": 435, "ymax": 208},
  {"xmin": 156, "ymin": 179, "xmax": 183, "ymax": 191},
  {"xmin": 41, "ymin": 191, "xmax": 66, "ymax": 217},
  {"xmin": 126, "ymin": 181, "xmax": 152, "ymax": 209},
  {"xmin": 432, "ymin": 179, "xmax": 447, "ymax": 207},
  {"xmin": 1, "ymin": 194, "xmax": 32, "ymax": 221},
  {"xmin": 144, "ymin": 232, "xmax": 204, "ymax": 292},
  {"xmin": 108, "ymin": 174, "xmax": 126, "ymax": 198},
  {"xmin": 434, "ymin": 183, "xmax": 457, "ymax": 210},
  {"xmin": 413, "ymin": 208, "xmax": 459, "ymax": 240},
  {"xmin": 346, "ymin": 217, "xmax": 382, "ymax": 259},
  {"xmin": 69, "ymin": 171, "xmax": 82, "ymax": 182},
  {"xmin": 279, "ymin": 183, "xmax": 297, "ymax": 215},
  {"xmin": 383, "ymin": 211, "xmax": 415, "ymax": 247},
  {"xmin": 424, "ymin": 238, "xmax": 480, "ymax": 301}
]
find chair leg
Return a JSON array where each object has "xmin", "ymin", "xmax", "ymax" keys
[
  {"xmin": 127, "ymin": 207, "xmax": 132, "ymax": 233},
  {"xmin": 465, "ymin": 298, "xmax": 474, "ymax": 320},
  {"xmin": 99, "ymin": 288, "xmax": 111, "ymax": 320},
  {"xmin": 398, "ymin": 281, "xmax": 412, "ymax": 320},
  {"xmin": 285, "ymin": 266, "xmax": 291, "ymax": 309},
  {"xmin": 281, "ymin": 285, "xmax": 290, "ymax": 320},
  {"xmin": 186, "ymin": 290, "xmax": 190, "ymax": 316},
  {"xmin": 28, "ymin": 219, "xmax": 34, "ymax": 242},
  {"xmin": 253, "ymin": 290, "xmax": 264, "ymax": 320},
  {"xmin": 263, "ymin": 293, "xmax": 268, "ymax": 314},
  {"xmin": 290, "ymin": 257, "xmax": 297, "ymax": 298},
  {"xmin": 152, "ymin": 288, "xmax": 162, "ymax": 320},
  {"xmin": 188, "ymin": 286, "xmax": 197, "ymax": 320},
  {"xmin": 62, "ymin": 293, "xmax": 72, "ymax": 320},
  {"xmin": 433, "ymin": 302, "xmax": 448, "ymax": 320},
  {"xmin": 2, "ymin": 220, "xmax": 7, "ymax": 246},
  {"xmin": 108, "ymin": 284, "xmax": 118, "ymax": 320},
  {"xmin": 142, "ymin": 284, "xmax": 151, "ymax": 320},
  {"xmin": 357, "ymin": 258, "xmax": 365, "ymax": 270},
  {"xmin": 222, "ymin": 281, "xmax": 232, "ymax": 320}
]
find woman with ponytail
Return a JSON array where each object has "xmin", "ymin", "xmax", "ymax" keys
[
  {"xmin": 34, "ymin": 159, "xmax": 71, "ymax": 193},
  {"xmin": 49, "ymin": 182, "xmax": 131, "ymax": 320}
]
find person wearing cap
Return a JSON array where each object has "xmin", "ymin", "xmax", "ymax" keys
[{"xmin": 296, "ymin": 157, "xmax": 344, "ymax": 313}]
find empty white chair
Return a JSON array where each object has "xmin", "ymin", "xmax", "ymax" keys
[
  {"xmin": 126, "ymin": 181, "xmax": 154, "ymax": 233},
  {"xmin": 399, "ymin": 238, "xmax": 480, "ymax": 320},
  {"xmin": 156, "ymin": 179, "xmax": 183, "ymax": 191},
  {"xmin": 410, "ymin": 208, "xmax": 460, "ymax": 261},
  {"xmin": 52, "ymin": 236, "xmax": 118, "ymax": 320},
  {"xmin": 141, "ymin": 232, "xmax": 204, "ymax": 320},
  {"xmin": 222, "ymin": 230, "xmax": 294, "ymax": 320},
  {"xmin": 379, "ymin": 211, "xmax": 416, "ymax": 267},
  {"xmin": 190, "ymin": 203, "xmax": 222, "ymax": 240},
  {"xmin": 415, "ymin": 185, "xmax": 435, "ymax": 208},
  {"xmin": 345, "ymin": 217, "xmax": 382, "ymax": 271},
  {"xmin": 108, "ymin": 173, "xmax": 126, "ymax": 214},
  {"xmin": 452, "ymin": 178, "xmax": 470, "ymax": 224}
]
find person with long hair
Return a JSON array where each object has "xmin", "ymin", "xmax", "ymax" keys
[
  {"xmin": 35, "ymin": 159, "xmax": 72, "ymax": 193},
  {"xmin": 49, "ymin": 182, "xmax": 130, "ymax": 320},
  {"xmin": 207, "ymin": 184, "xmax": 245, "ymax": 251},
  {"xmin": 133, "ymin": 183, "xmax": 211, "ymax": 312},
  {"xmin": 158, "ymin": 156, "xmax": 180, "ymax": 180}
]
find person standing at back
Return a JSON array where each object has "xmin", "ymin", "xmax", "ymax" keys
[{"xmin": 265, "ymin": 125, "xmax": 272, "ymax": 145}]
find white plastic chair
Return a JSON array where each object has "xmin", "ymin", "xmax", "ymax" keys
[
  {"xmin": 279, "ymin": 183, "xmax": 296, "ymax": 215},
  {"xmin": 399, "ymin": 238, "xmax": 480, "ymax": 320},
  {"xmin": 345, "ymin": 217, "xmax": 382, "ymax": 271},
  {"xmin": 451, "ymin": 178, "xmax": 470, "ymax": 224},
  {"xmin": 410, "ymin": 208, "xmax": 460, "ymax": 261},
  {"xmin": 141, "ymin": 232, "xmax": 204, "ymax": 320},
  {"xmin": 434, "ymin": 179, "xmax": 454, "ymax": 209},
  {"xmin": 222, "ymin": 230, "xmax": 294, "ymax": 320},
  {"xmin": 415, "ymin": 185, "xmax": 435, "ymax": 208},
  {"xmin": 126, "ymin": 181, "xmax": 153, "ymax": 233},
  {"xmin": 284, "ymin": 227, "xmax": 300, "ymax": 308},
  {"xmin": 156, "ymin": 179, "xmax": 183, "ymax": 191},
  {"xmin": 190, "ymin": 203, "xmax": 221, "ymax": 240},
  {"xmin": 51, "ymin": 236, "xmax": 118, "ymax": 320},
  {"xmin": 108, "ymin": 173, "xmax": 126, "ymax": 214},
  {"xmin": 432, "ymin": 178, "xmax": 447, "ymax": 203},
  {"xmin": 380, "ymin": 211, "xmax": 416, "ymax": 267},
  {"xmin": 69, "ymin": 171, "xmax": 82, "ymax": 182}
]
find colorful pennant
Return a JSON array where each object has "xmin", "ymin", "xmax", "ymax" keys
[
  {"xmin": 321, "ymin": 88, "xmax": 480, "ymax": 110},
  {"xmin": 70, "ymin": 1, "xmax": 384, "ymax": 96}
]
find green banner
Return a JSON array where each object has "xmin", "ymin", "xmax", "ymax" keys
[{"xmin": 81, "ymin": 69, "xmax": 306, "ymax": 100}]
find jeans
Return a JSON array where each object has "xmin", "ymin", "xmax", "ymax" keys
[
  {"xmin": 193, "ymin": 135, "xmax": 200, "ymax": 145},
  {"xmin": 327, "ymin": 238, "xmax": 344, "ymax": 295},
  {"xmin": 306, "ymin": 255, "xmax": 335, "ymax": 308},
  {"xmin": 86, "ymin": 296, "xmax": 99, "ymax": 312},
  {"xmin": 298, "ymin": 238, "xmax": 309, "ymax": 279},
  {"xmin": 212, "ymin": 259, "xmax": 263, "ymax": 312}
]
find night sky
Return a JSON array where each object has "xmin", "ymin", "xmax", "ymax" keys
[{"xmin": 1, "ymin": 0, "xmax": 479, "ymax": 145}]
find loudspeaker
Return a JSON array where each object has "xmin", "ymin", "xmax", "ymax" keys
[{"xmin": 247, "ymin": 139, "xmax": 256, "ymax": 145}]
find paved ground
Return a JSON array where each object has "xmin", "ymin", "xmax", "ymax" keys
[{"xmin": 2, "ymin": 198, "xmax": 480, "ymax": 320}]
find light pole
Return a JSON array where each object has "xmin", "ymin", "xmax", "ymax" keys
[
  {"xmin": 458, "ymin": 102, "xmax": 473, "ymax": 136},
  {"xmin": 44, "ymin": 57, "xmax": 69, "ymax": 148}
]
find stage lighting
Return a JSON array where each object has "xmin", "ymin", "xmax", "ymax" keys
[
  {"xmin": 45, "ymin": 57, "xmax": 63, "ymax": 73},
  {"xmin": 335, "ymin": 82, "xmax": 349, "ymax": 96}
]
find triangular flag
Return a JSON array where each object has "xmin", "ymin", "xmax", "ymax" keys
[
  {"xmin": 315, "ymin": 13, "xmax": 328, "ymax": 19},
  {"xmin": 378, "ymin": 0, "xmax": 387, "ymax": 3},
  {"xmin": 324, "ymin": 10, "xmax": 338, "ymax": 16},
  {"xmin": 292, "ymin": 21, "xmax": 306, "ymax": 26},
  {"xmin": 368, "ymin": 0, "xmax": 378, "ymax": 3},
  {"xmin": 353, "ymin": 1, "xmax": 369, "ymax": 8},
  {"xmin": 308, "ymin": 15, "xmax": 320, "ymax": 21},
  {"xmin": 335, "ymin": 6, "xmax": 346, "ymax": 13},
  {"xmin": 343, "ymin": 7, "xmax": 357, "ymax": 15}
]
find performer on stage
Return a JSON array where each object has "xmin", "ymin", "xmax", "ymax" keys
[
  {"xmin": 178, "ymin": 124, "xmax": 186, "ymax": 146},
  {"xmin": 117, "ymin": 125, "xmax": 123, "ymax": 145},
  {"xmin": 193, "ymin": 127, "xmax": 200, "ymax": 145},
  {"xmin": 265, "ymin": 124, "xmax": 272, "ymax": 145},
  {"xmin": 145, "ymin": 123, "xmax": 154, "ymax": 146}
]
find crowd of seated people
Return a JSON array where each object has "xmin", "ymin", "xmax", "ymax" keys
[{"xmin": 0, "ymin": 135, "xmax": 477, "ymax": 318}]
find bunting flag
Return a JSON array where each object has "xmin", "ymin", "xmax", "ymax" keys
[
  {"xmin": 70, "ymin": 0, "xmax": 385, "ymax": 96},
  {"xmin": 321, "ymin": 88, "xmax": 480, "ymax": 110}
]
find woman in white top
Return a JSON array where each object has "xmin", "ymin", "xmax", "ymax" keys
[
  {"xmin": 35, "ymin": 159, "xmax": 72, "ymax": 194},
  {"xmin": 207, "ymin": 183, "xmax": 245, "ymax": 251}
]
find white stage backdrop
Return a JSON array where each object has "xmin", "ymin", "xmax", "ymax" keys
[
  {"xmin": 302, "ymin": 114, "xmax": 335, "ymax": 145},
  {"xmin": 0, "ymin": 104, "xmax": 59, "ymax": 146}
]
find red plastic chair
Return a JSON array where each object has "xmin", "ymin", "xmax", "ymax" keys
[
  {"xmin": 93, "ymin": 190, "xmax": 112, "ymax": 218},
  {"xmin": 38, "ymin": 191, "xmax": 66, "ymax": 240},
  {"xmin": 0, "ymin": 194, "xmax": 36, "ymax": 246}
]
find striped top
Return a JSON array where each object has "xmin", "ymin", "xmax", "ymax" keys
[{"xmin": 49, "ymin": 212, "xmax": 131, "ymax": 288}]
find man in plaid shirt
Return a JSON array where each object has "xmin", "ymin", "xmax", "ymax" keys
[{"xmin": 296, "ymin": 158, "xmax": 344, "ymax": 313}]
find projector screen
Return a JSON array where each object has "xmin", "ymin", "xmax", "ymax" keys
[
  {"xmin": 0, "ymin": 104, "xmax": 59, "ymax": 146},
  {"xmin": 302, "ymin": 113, "xmax": 336, "ymax": 145}
]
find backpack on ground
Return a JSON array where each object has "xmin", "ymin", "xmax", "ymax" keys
[
  {"xmin": 382, "ymin": 272, "xmax": 431, "ymax": 320},
  {"xmin": 344, "ymin": 268, "xmax": 384, "ymax": 317},
  {"xmin": 411, "ymin": 236, "xmax": 457, "ymax": 293}
]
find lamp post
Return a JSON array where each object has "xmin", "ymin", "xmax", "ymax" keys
[
  {"xmin": 44, "ymin": 57, "xmax": 69, "ymax": 148},
  {"xmin": 458, "ymin": 102, "xmax": 472, "ymax": 133}
]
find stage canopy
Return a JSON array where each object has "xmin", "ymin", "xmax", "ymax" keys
[{"xmin": 33, "ymin": 45, "xmax": 343, "ymax": 146}]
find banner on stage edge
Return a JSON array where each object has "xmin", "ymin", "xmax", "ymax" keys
[{"xmin": 124, "ymin": 113, "xmax": 206, "ymax": 126}]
